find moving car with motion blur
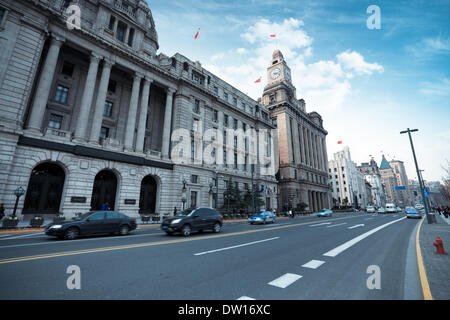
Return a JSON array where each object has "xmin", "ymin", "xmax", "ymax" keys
[
  {"xmin": 366, "ymin": 206, "xmax": 376, "ymax": 213},
  {"xmin": 248, "ymin": 210, "xmax": 276, "ymax": 224},
  {"xmin": 45, "ymin": 211, "xmax": 137, "ymax": 240},
  {"xmin": 161, "ymin": 207, "xmax": 223, "ymax": 236},
  {"xmin": 386, "ymin": 203, "xmax": 396, "ymax": 213},
  {"xmin": 316, "ymin": 209, "xmax": 333, "ymax": 217},
  {"xmin": 405, "ymin": 207, "xmax": 422, "ymax": 219},
  {"xmin": 377, "ymin": 207, "xmax": 386, "ymax": 214}
]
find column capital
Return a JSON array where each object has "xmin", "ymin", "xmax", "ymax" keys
[
  {"xmin": 103, "ymin": 56, "xmax": 116, "ymax": 68},
  {"xmin": 144, "ymin": 75, "xmax": 154, "ymax": 84},
  {"xmin": 167, "ymin": 87, "xmax": 176, "ymax": 94},
  {"xmin": 133, "ymin": 71, "xmax": 144, "ymax": 81},
  {"xmin": 90, "ymin": 52, "xmax": 102, "ymax": 62},
  {"xmin": 50, "ymin": 33, "xmax": 65, "ymax": 47}
]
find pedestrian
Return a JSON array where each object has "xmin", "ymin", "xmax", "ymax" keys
[
  {"xmin": 101, "ymin": 202, "xmax": 109, "ymax": 211},
  {"xmin": 173, "ymin": 207, "xmax": 177, "ymax": 215},
  {"xmin": 437, "ymin": 206, "xmax": 442, "ymax": 215},
  {"xmin": 445, "ymin": 207, "xmax": 450, "ymax": 219},
  {"xmin": 289, "ymin": 209, "xmax": 293, "ymax": 219},
  {"xmin": 0, "ymin": 203, "xmax": 4, "ymax": 220}
]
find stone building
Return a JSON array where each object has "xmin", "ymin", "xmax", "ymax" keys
[
  {"xmin": 358, "ymin": 158, "xmax": 386, "ymax": 208},
  {"xmin": 262, "ymin": 50, "xmax": 331, "ymax": 212},
  {"xmin": 389, "ymin": 159, "xmax": 412, "ymax": 207},
  {"xmin": 379, "ymin": 155, "xmax": 400, "ymax": 205},
  {"xmin": 0, "ymin": 0, "xmax": 277, "ymax": 219}
]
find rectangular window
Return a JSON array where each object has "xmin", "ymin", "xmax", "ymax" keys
[
  {"xmin": 224, "ymin": 180, "xmax": 229, "ymax": 189},
  {"xmin": 54, "ymin": 85, "xmax": 69, "ymax": 103},
  {"xmin": 223, "ymin": 150, "xmax": 227, "ymax": 166},
  {"xmin": 243, "ymin": 123, "xmax": 247, "ymax": 131},
  {"xmin": 108, "ymin": 80, "xmax": 117, "ymax": 93},
  {"xmin": 100, "ymin": 127, "xmax": 109, "ymax": 139},
  {"xmin": 224, "ymin": 115, "xmax": 229, "ymax": 127},
  {"xmin": 191, "ymin": 175, "xmax": 198, "ymax": 184},
  {"xmin": 108, "ymin": 15, "xmax": 115, "ymax": 30},
  {"xmin": 233, "ymin": 97, "xmax": 237, "ymax": 106},
  {"xmin": 234, "ymin": 152, "xmax": 238, "ymax": 169},
  {"xmin": 193, "ymin": 99, "xmax": 200, "ymax": 113},
  {"xmin": 233, "ymin": 119, "xmax": 238, "ymax": 129},
  {"xmin": 128, "ymin": 28, "xmax": 134, "ymax": 46},
  {"xmin": 213, "ymin": 86, "xmax": 218, "ymax": 95},
  {"xmin": 223, "ymin": 92, "xmax": 228, "ymax": 101},
  {"xmin": 48, "ymin": 114, "xmax": 62, "ymax": 129},
  {"xmin": 116, "ymin": 21, "xmax": 126, "ymax": 42},
  {"xmin": 213, "ymin": 109, "xmax": 218, "ymax": 122},
  {"xmin": 61, "ymin": 62, "xmax": 74, "ymax": 77},
  {"xmin": 104, "ymin": 101, "xmax": 113, "ymax": 117},
  {"xmin": 241, "ymin": 102, "xmax": 245, "ymax": 110},
  {"xmin": 233, "ymin": 136, "xmax": 237, "ymax": 148},
  {"xmin": 249, "ymin": 106, "xmax": 253, "ymax": 115},
  {"xmin": 191, "ymin": 139, "xmax": 195, "ymax": 160}
]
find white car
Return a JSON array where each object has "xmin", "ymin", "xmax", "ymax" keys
[
  {"xmin": 386, "ymin": 203, "xmax": 396, "ymax": 213},
  {"xmin": 366, "ymin": 206, "xmax": 376, "ymax": 213},
  {"xmin": 377, "ymin": 207, "xmax": 386, "ymax": 214},
  {"xmin": 415, "ymin": 204, "xmax": 424, "ymax": 210}
]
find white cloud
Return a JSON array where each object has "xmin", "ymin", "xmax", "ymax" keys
[
  {"xmin": 420, "ymin": 78, "xmax": 450, "ymax": 96},
  {"xmin": 205, "ymin": 18, "xmax": 383, "ymax": 113}
]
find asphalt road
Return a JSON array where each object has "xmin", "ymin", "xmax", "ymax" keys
[{"xmin": 0, "ymin": 212, "xmax": 422, "ymax": 299}]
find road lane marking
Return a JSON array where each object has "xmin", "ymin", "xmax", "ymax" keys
[
  {"xmin": 0, "ymin": 233, "xmax": 45, "ymax": 240},
  {"xmin": 301, "ymin": 260, "xmax": 325, "ymax": 269},
  {"xmin": 310, "ymin": 222, "xmax": 332, "ymax": 227},
  {"xmin": 0, "ymin": 215, "xmax": 363, "ymax": 264},
  {"xmin": 416, "ymin": 218, "xmax": 433, "ymax": 300},
  {"xmin": 237, "ymin": 296, "xmax": 256, "ymax": 300},
  {"xmin": 365, "ymin": 218, "xmax": 374, "ymax": 221},
  {"xmin": 268, "ymin": 273, "xmax": 302, "ymax": 288},
  {"xmin": 194, "ymin": 237, "xmax": 279, "ymax": 256},
  {"xmin": 348, "ymin": 224, "xmax": 365, "ymax": 229},
  {"xmin": 323, "ymin": 217, "xmax": 406, "ymax": 257},
  {"xmin": 326, "ymin": 223, "xmax": 347, "ymax": 228}
]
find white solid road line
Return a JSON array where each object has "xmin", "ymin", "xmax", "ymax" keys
[
  {"xmin": 194, "ymin": 237, "xmax": 279, "ymax": 256},
  {"xmin": 323, "ymin": 217, "xmax": 406, "ymax": 257},
  {"xmin": 302, "ymin": 260, "xmax": 325, "ymax": 269},
  {"xmin": 268, "ymin": 273, "xmax": 302, "ymax": 288},
  {"xmin": 326, "ymin": 223, "xmax": 347, "ymax": 228},
  {"xmin": 348, "ymin": 224, "xmax": 365, "ymax": 229},
  {"xmin": 237, "ymin": 296, "xmax": 256, "ymax": 300},
  {"xmin": 310, "ymin": 222, "xmax": 332, "ymax": 227}
]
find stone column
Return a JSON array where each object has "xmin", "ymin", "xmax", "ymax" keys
[
  {"xmin": 293, "ymin": 120, "xmax": 301, "ymax": 165},
  {"xmin": 303, "ymin": 127, "xmax": 309, "ymax": 166},
  {"xmin": 88, "ymin": 58, "xmax": 114, "ymax": 144},
  {"xmin": 314, "ymin": 134, "xmax": 320, "ymax": 170},
  {"xmin": 135, "ymin": 77, "xmax": 153, "ymax": 153},
  {"xmin": 27, "ymin": 35, "xmax": 65, "ymax": 133},
  {"xmin": 299, "ymin": 123, "xmax": 306, "ymax": 165},
  {"xmin": 161, "ymin": 88, "xmax": 176, "ymax": 158},
  {"xmin": 317, "ymin": 135, "xmax": 324, "ymax": 172},
  {"xmin": 124, "ymin": 72, "xmax": 143, "ymax": 151},
  {"xmin": 308, "ymin": 129, "xmax": 314, "ymax": 168},
  {"xmin": 74, "ymin": 52, "xmax": 102, "ymax": 141}
]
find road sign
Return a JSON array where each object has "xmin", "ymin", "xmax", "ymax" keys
[
  {"xmin": 424, "ymin": 189, "xmax": 430, "ymax": 198},
  {"xmin": 395, "ymin": 186, "xmax": 406, "ymax": 190}
]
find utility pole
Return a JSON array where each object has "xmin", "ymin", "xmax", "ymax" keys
[
  {"xmin": 400, "ymin": 128, "xmax": 433, "ymax": 224},
  {"xmin": 251, "ymin": 164, "xmax": 256, "ymax": 215}
]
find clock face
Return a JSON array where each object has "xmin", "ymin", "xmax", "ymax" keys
[{"xmin": 270, "ymin": 68, "xmax": 281, "ymax": 80}]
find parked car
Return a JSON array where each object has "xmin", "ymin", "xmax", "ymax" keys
[
  {"xmin": 160, "ymin": 207, "xmax": 223, "ymax": 236},
  {"xmin": 248, "ymin": 210, "xmax": 276, "ymax": 224},
  {"xmin": 45, "ymin": 211, "xmax": 137, "ymax": 240},
  {"xmin": 316, "ymin": 209, "xmax": 333, "ymax": 217},
  {"xmin": 414, "ymin": 203, "xmax": 424, "ymax": 210},
  {"xmin": 377, "ymin": 207, "xmax": 386, "ymax": 214},
  {"xmin": 405, "ymin": 207, "xmax": 422, "ymax": 219},
  {"xmin": 366, "ymin": 206, "xmax": 376, "ymax": 213},
  {"xmin": 396, "ymin": 207, "xmax": 402, "ymax": 212}
]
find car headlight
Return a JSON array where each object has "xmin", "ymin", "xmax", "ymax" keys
[
  {"xmin": 50, "ymin": 225, "xmax": 62, "ymax": 229},
  {"xmin": 171, "ymin": 219, "xmax": 181, "ymax": 225}
]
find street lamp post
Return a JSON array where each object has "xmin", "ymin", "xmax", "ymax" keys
[
  {"xmin": 12, "ymin": 187, "xmax": 25, "ymax": 217},
  {"xmin": 181, "ymin": 179, "xmax": 187, "ymax": 211},
  {"xmin": 400, "ymin": 128, "xmax": 432, "ymax": 224}
]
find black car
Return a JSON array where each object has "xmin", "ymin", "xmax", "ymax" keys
[
  {"xmin": 161, "ymin": 207, "xmax": 223, "ymax": 236},
  {"xmin": 45, "ymin": 211, "xmax": 137, "ymax": 240}
]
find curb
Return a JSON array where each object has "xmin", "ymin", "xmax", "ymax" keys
[{"xmin": 416, "ymin": 217, "xmax": 433, "ymax": 300}]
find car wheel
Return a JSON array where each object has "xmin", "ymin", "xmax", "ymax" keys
[
  {"xmin": 165, "ymin": 231, "xmax": 174, "ymax": 236},
  {"xmin": 263, "ymin": 218, "xmax": 267, "ymax": 224},
  {"xmin": 64, "ymin": 227, "xmax": 79, "ymax": 240},
  {"xmin": 181, "ymin": 224, "xmax": 191, "ymax": 236},
  {"xmin": 213, "ymin": 222, "xmax": 221, "ymax": 233},
  {"xmin": 250, "ymin": 222, "xmax": 254, "ymax": 225},
  {"xmin": 119, "ymin": 225, "xmax": 129, "ymax": 236}
]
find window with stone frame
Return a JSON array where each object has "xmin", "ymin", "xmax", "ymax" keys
[
  {"xmin": 233, "ymin": 97, "xmax": 237, "ymax": 106},
  {"xmin": 61, "ymin": 61, "xmax": 74, "ymax": 77},
  {"xmin": 54, "ymin": 85, "xmax": 69, "ymax": 104},
  {"xmin": 191, "ymin": 175, "xmax": 198, "ymax": 184},
  {"xmin": 212, "ymin": 109, "xmax": 218, "ymax": 122},
  {"xmin": 116, "ymin": 21, "xmax": 126, "ymax": 42},
  {"xmin": 108, "ymin": 15, "xmax": 115, "ymax": 30},
  {"xmin": 224, "ymin": 114, "xmax": 229, "ymax": 127},
  {"xmin": 128, "ymin": 28, "xmax": 134, "ymax": 46},
  {"xmin": 193, "ymin": 99, "xmax": 200, "ymax": 113},
  {"xmin": 223, "ymin": 92, "xmax": 228, "ymax": 101},
  {"xmin": 108, "ymin": 80, "xmax": 117, "ymax": 93},
  {"xmin": 48, "ymin": 114, "xmax": 63, "ymax": 130},
  {"xmin": 100, "ymin": 127, "xmax": 110, "ymax": 140},
  {"xmin": 190, "ymin": 191, "xmax": 198, "ymax": 208},
  {"xmin": 233, "ymin": 118, "xmax": 238, "ymax": 130},
  {"xmin": 213, "ymin": 86, "xmax": 218, "ymax": 95},
  {"xmin": 104, "ymin": 101, "xmax": 113, "ymax": 117}
]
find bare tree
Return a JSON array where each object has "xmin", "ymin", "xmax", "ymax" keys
[{"xmin": 440, "ymin": 160, "xmax": 450, "ymax": 205}]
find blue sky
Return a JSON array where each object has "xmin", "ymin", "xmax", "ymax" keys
[{"xmin": 148, "ymin": 0, "xmax": 450, "ymax": 182}]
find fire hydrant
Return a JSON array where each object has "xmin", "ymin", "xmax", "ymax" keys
[{"xmin": 433, "ymin": 237, "xmax": 445, "ymax": 255}]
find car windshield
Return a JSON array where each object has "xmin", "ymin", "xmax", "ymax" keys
[{"xmin": 176, "ymin": 208, "xmax": 195, "ymax": 216}]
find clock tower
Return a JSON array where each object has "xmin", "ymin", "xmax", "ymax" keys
[{"xmin": 263, "ymin": 50, "xmax": 297, "ymax": 108}]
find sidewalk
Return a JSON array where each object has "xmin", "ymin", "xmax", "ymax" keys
[{"xmin": 419, "ymin": 213, "xmax": 450, "ymax": 300}]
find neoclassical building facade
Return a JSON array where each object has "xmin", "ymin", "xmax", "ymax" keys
[
  {"xmin": 0, "ymin": 0, "xmax": 278, "ymax": 219},
  {"xmin": 262, "ymin": 50, "xmax": 331, "ymax": 212}
]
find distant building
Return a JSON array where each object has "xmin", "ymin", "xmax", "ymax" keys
[
  {"xmin": 379, "ymin": 155, "xmax": 400, "ymax": 205},
  {"xmin": 390, "ymin": 160, "xmax": 412, "ymax": 206},
  {"xmin": 358, "ymin": 158, "xmax": 386, "ymax": 208}
]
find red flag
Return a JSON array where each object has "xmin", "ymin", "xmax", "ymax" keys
[
  {"xmin": 270, "ymin": 34, "xmax": 276, "ymax": 38},
  {"xmin": 194, "ymin": 28, "xmax": 200, "ymax": 40},
  {"xmin": 254, "ymin": 77, "xmax": 261, "ymax": 83},
  {"xmin": 361, "ymin": 170, "xmax": 366, "ymax": 173},
  {"xmin": 337, "ymin": 141, "xmax": 342, "ymax": 144}
]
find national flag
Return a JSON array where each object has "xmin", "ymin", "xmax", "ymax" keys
[
  {"xmin": 337, "ymin": 141, "xmax": 342, "ymax": 144},
  {"xmin": 361, "ymin": 170, "xmax": 366, "ymax": 173},
  {"xmin": 194, "ymin": 28, "xmax": 200, "ymax": 40},
  {"xmin": 254, "ymin": 77, "xmax": 261, "ymax": 83},
  {"xmin": 270, "ymin": 34, "xmax": 276, "ymax": 38}
]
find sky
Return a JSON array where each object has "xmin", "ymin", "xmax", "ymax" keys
[{"xmin": 147, "ymin": 0, "xmax": 450, "ymax": 182}]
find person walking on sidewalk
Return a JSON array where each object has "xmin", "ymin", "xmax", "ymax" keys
[{"xmin": 0, "ymin": 203, "xmax": 5, "ymax": 220}]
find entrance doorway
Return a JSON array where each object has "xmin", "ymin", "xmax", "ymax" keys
[
  {"xmin": 139, "ymin": 175, "xmax": 157, "ymax": 214},
  {"xmin": 90, "ymin": 170, "xmax": 117, "ymax": 211}
]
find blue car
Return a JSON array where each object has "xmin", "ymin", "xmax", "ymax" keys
[
  {"xmin": 316, "ymin": 209, "xmax": 333, "ymax": 217},
  {"xmin": 405, "ymin": 207, "xmax": 422, "ymax": 219},
  {"xmin": 248, "ymin": 210, "xmax": 276, "ymax": 224}
]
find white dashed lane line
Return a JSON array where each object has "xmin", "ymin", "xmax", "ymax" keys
[
  {"xmin": 268, "ymin": 273, "xmax": 302, "ymax": 289},
  {"xmin": 309, "ymin": 222, "xmax": 332, "ymax": 227},
  {"xmin": 326, "ymin": 223, "xmax": 347, "ymax": 228},
  {"xmin": 301, "ymin": 260, "xmax": 325, "ymax": 269}
]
